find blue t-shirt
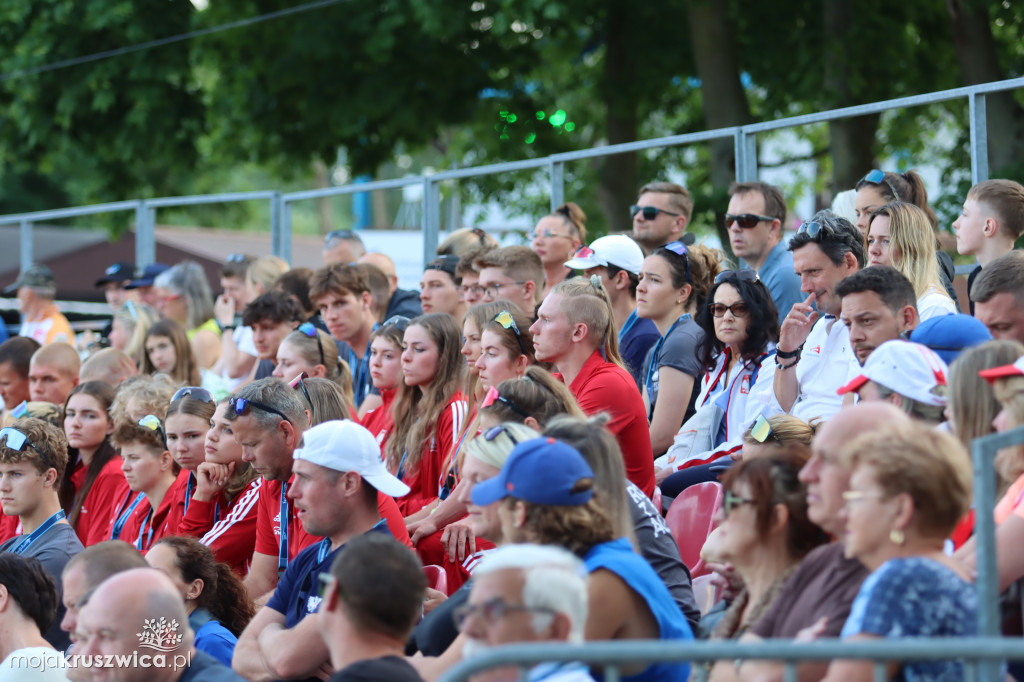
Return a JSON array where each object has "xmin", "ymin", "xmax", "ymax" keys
[
  {"xmin": 189, "ymin": 609, "xmax": 237, "ymax": 668},
  {"xmin": 266, "ymin": 520, "xmax": 390, "ymax": 628},
  {"xmin": 584, "ymin": 538, "xmax": 692, "ymax": 682},
  {"xmin": 841, "ymin": 557, "xmax": 977, "ymax": 681},
  {"xmin": 619, "ymin": 311, "xmax": 660, "ymax": 392},
  {"xmin": 742, "ymin": 239, "xmax": 802, "ymax": 326}
]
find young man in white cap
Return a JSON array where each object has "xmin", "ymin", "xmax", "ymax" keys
[
  {"xmin": 837, "ymin": 339, "xmax": 948, "ymax": 425},
  {"xmin": 233, "ymin": 419, "xmax": 409, "ymax": 682},
  {"xmin": 564, "ymin": 234, "xmax": 658, "ymax": 390}
]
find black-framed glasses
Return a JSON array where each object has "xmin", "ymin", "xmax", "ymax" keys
[
  {"xmin": 493, "ymin": 310, "xmax": 527, "ymax": 356},
  {"xmin": 297, "ymin": 322, "xmax": 325, "ymax": 366},
  {"xmin": 483, "ymin": 423, "xmax": 523, "ymax": 446},
  {"xmin": 723, "ymin": 491, "xmax": 756, "ymax": 516},
  {"xmin": 382, "ymin": 315, "xmax": 411, "ymax": 332},
  {"xmin": 458, "ymin": 283, "xmax": 485, "ymax": 297},
  {"xmin": 796, "ymin": 220, "xmax": 837, "ymax": 240},
  {"xmin": 708, "ymin": 302, "xmax": 751, "ymax": 318},
  {"xmin": 171, "ymin": 386, "xmax": 215, "ymax": 405},
  {"xmin": 861, "ymin": 170, "xmax": 901, "ymax": 202},
  {"xmin": 0, "ymin": 427, "xmax": 41, "ymax": 453},
  {"xmin": 714, "ymin": 269, "xmax": 760, "ymax": 286},
  {"xmin": 630, "ymin": 205, "xmax": 679, "ymax": 221},
  {"xmin": 661, "ymin": 241, "xmax": 691, "ymax": 283},
  {"xmin": 453, "ymin": 597, "xmax": 556, "ymax": 630},
  {"xmin": 724, "ymin": 213, "xmax": 776, "ymax": 229},
  {"xmin": 138, "ymin": 415, "xmax": 167, "ymax": 448},
  {"xmin": 289, "ymin": 372, "xmax": 314, "ymax": 418},
  {"xmin": 748, "ymin": 414, "xmax": 775, "ymax": 444},
  {"xmin": 481, "ymin": 281, "xmax": 526, "ymax": 299},
  {"xmin": 481, "ymin": 388, "xmax": 530, "ymax": 421},
  {"xmin": 229, "ymin": 397, "xmax": 291, "ymax": 424}
]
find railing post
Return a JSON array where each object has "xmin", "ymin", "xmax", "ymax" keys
[
  {"xmin": 422, "ymin": 176, "xmax": 441, "ymax": 265},
  {"xmin": 135, "ymin": 201, "xmax": 156, "ymax": 268},
  {"xmin": 969, "ymin": 92, "xmax": 989, "ymax": 184},
  {"xmin": 19, "ymin": 219, "xmax": 32, "ymax": 270},
  {"xmin": 734, "ymin": 129, "xmax": 758, "ymax": 182},
  {"xmin": 270, "ymin": 192, "xmax": 289, "ymax": 264},
  {"xmin": 550, "ymin": 161, "xmax": 565, "ymax": 210}
]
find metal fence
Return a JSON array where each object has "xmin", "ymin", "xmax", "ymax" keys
[
  {"xmin": 3, "ymin": 75, "xmax": 1023, "ymax": 273},
  {"xmin": 436, "ymin": 423, "xmax": 1024, "ymax": 682}
]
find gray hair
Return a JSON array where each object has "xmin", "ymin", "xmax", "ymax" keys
[
  {"xmin": 324, "ymin": 230, "xmax": 367, "ymax": 258},
  {"xmin": 224, "ymin": 377, "xmax": 309, "ymax": 432},
  {"xmin": 154, "ymin": 261, "xmax": 215, "ymax": 330}
]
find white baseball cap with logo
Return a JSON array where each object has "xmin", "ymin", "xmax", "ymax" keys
[
  {"xmin": 293, "ymin": 420, "xmax": 410, "ymax": 497},
  {"xmin": 837, "ymin": 339, "xmax": 949, "ymax": 407},
  {"xmin": 564, "ymin": 235, "xmax": 645, "ymax": 276}
]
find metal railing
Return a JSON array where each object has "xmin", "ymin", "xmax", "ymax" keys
[
  {"xmin": 3, "ymin": 76, "xmax": 1022, "ymax": 273},
  {"xmin": 437, "ymin": 424, "xmax": 1024, "ymax": 682}
]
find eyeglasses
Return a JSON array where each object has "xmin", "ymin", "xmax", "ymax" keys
[
  {"xmin": 453, "ymin": 597, "xmax": 556, "ymax": 630},
  {"xmin": 481, "ymin": 281, "xmax": 526, "ymax": 299},
  {"xmin": 382, "ymin": 315, "xmax": 411, "ymax": 332},
  {"xmin": 493, "ymin": 310, "xmax": 527, "ymax": 356},
  {"xmin": 748, "ymin": 414, "xmax": 775, "ymax": 444},
  {"xmin": 708, "ymin": 302, "xmax": 750, "ymax": 318},
  {"xmin": 324, "ymin": 229, "xmax": 357, "ymax": 245},
  {"xmin": 532, "ymin": 227, "xmax": 573, "ymax": 240},
  {"xmin": 796, "ymin": 220, "xmax": 838, "ymax": 240},
  {"xmin": 289, "ymin": 372, "xmax": 314, "ymax": 417},
  {"xmin": 723, "ymin": 491, "xmax": 756, "ymax": 516},
  {"xmin": 229, "ymin": 397, "xmax": 291, "ymax": 424},
  {"xmin": 714, "ymin": 269, "xmax": 760, "ymax": 286},
  {"xmin": 297, "ymin": 322, "xmax": 325, "ymax": 366},
  {"xmin": 138, "ymin": 415, "xmax": 167, "ymax": 448},
  {"xmin": 0, "ymin": 427, "xmax": 41, "ymax": 453},
  {"xmin": 171, "ymin": 386, "xmax": 215, "ymax": 405},
  {"xmin": 317, "ymin": 572, "xmax": 338, "ymax": 598},
  {"xmin": 842, "ymin": 490, "xmax": 886, "ymax": 507},
  {"xmin": 458, "ymin": 284, "xmax": 485, "ymax": 297},
  {"xmin": 630, "ymin": 205, "xmax": 679, "ymax": 221},
  {"xmin": 661, "ymin": 241, "xmax": 691, "ymax": 283},
  {"xmin": 724, "ymin": 213, "xmax": 776, "ymax": 229},
  {"xmin": 861, "ymin": 170, "xmax": 901, "ymax": 202},
  {"xmin": 481, "ymin": 388, "xmax": 530, "ymax": 420}
]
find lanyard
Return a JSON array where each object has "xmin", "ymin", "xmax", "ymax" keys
[
  {"xmin": 110, "ymin": 491, "xmax": 146, "ymax": 540},
  {"xmin": 135, "ymin": 507, "xmax": 155, "ymax": 551},
  {"xmin": 317, "ymin": 538, "xmax": 331, "ymax": 563},
  {"xmin": 9, "ymin": 510, "xmax": 65, "ymax": 555},
  {"xmin": 618, "ymin": 309, "xmax": 640, "ymax": 345},
  {"xmin": 396, "ymin": 450, "xmax": 409, "ymax": 482},
  {"xmin": 347, "ymin": 332, "xmax": 376, "ymax": 406},
  {"xmin": 278, "ymin": 482, "xmax": 290, "ymax": 578},
  {"xmin": 184, "ymin": 472, "xmax": 196, "ymax": 515},
  {"xmin": 701, "ymin": 348, "xmax": 733, "ymax": 406},
  {"xmin": 645, "ymin": 314, "xmax": 691, "ymax": 420},
  {"xmin": 213, "ymin": 499, "xmax": 222, "ymax": 524}
]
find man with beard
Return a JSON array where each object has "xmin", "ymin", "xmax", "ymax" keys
[{"xmin": 835, "ymin": 266, "xmax": 918, "ymax": 367}]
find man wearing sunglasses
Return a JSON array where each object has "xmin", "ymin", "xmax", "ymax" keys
[
  {"xmin": 234, "ymin": 420, "xmax": 407, "ymax": 682},
  {"xmin": 725, "ymin": 182, "xmax": 802, "ymax": 325},
  {"xmin": 242, "ymin": 291, "xmax": 305, "ymax": 381},
  {"xmin": 323, "ymin": 229, "xmax": 366, "ymax": 267},
  {"xmin": 630, "ymin": 181, "xmax": 692, "ymax": 253},
  {"xmin": 758, "ymin": 210, "xmax": 865, "ymax": 423}
]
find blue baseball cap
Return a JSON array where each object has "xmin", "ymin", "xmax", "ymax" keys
[
  {"xmin": 124, "ymin": 263, "xmax": 170, "ymax": 290},
  {"xmin": 909, "ymin": 313, "xmax": 992, "ymax": 365},
  {"xmin": 471, "ymin": 437, "xmax": 595, "ymax": 507}
]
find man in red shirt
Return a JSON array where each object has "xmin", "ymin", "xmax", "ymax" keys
[{"xmin": 529, "ymin": 278, "xmax": 656, "ymax": 497}]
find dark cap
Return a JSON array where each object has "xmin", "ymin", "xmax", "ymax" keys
[
  {"xmin": 424, "ymin": 254, "xmax": 460, "ymax": 280},
  {"xmin": 124, "ymin": 263, "xmax": 170, "ymax": 290},
  {"xmin": 4, "ymin": 264, "xmax": 56, "ymax": 294},
  {"xmin": 95, "ymin": 262, "xmax": 136, "ymax": 287}
]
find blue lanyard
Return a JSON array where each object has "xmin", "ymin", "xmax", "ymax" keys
[
  {"xmin": 213, "ymin": 500, "xmax": 222, "ymax": 524},
  {"xmin": 278, "ymin": 483, "xmax": 290, "ymax": 578},
  {"xmin": 317, "ymin": 538, "xmax": 331, "ymax": 563},
  {"xmin": 618, "ymin": 309, "xmax": 640, "ymax": 345},
  {"xmin": 184, "ymin": 472, "xmax": 196, "ymax": 515},
  {"xmin": 347, "ymin": 337, "xmax": 375, "ymax": 406},
  {"xmin": 645, "ymin": 314, "xmax": 691, "ymax": 420},
  {"xmin": 135, "ymin": 507, "xmax": 155, "ymax": 551},
  {"xmin": 396, "ymin": 450, "xmax": 409, "ymax": 481},
  {"xmin": 110, "ymin": 492, "xmax": 146, "ymax": 540},
  {"xmin": 9, "ymin": 510, "xmax": 65, "ymax": 554}
]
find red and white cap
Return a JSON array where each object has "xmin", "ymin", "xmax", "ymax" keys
[
  {"xmin": 837, "ymin": 340, "xmax": 949, "ymax": 407},
  {"xmin": 978, "ymin": 355, "xmax": 1024, "ymax": 383},
  {"xmin": 564, "ymin": 235, "xmax": 645, "ymax": 275}
]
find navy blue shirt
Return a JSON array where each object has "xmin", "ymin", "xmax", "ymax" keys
[
  {"xmin": 619, "ymin": 311, "xmax": 660, "ymax": 392},
  {"xmin": 266, "ymin": 520, "xmax": 390, "ymax": 628}
]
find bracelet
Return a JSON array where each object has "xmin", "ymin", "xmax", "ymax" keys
[
  {"xmin": 775, "ymin": 356, "xmax": 799, "ymax": 370},
  {"xmin": 776, "ymin": 344, "xmax": 804, "ymax": 359},
  {"xmin": 217, "ymin": 321, "xmax": 236, "ymax": 332}
]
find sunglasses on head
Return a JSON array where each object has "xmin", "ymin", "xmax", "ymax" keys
[
  {"xmin": 796, "ymin": 220, "xmax": 837, "ymax": 240},
  {"xmin": 382, "ymin": 315, "xmax": 411, "ymax": 333},
  {"xmin": 724, "ymin": 213, "xmax": 776, "ymax": 229},
  {"xmin": 229, "ymin": 397, "xmax": 291, "ymax": 424},
  {"xmin": 297, "ymin": 322, "xmax": 325, "ymax": 366},
  {"xmin": 225, "ymin": 253, "xmax": 249, "ymax": 263},
  {"xmin": 492, "ymin": 310, "xmax": 527, "ymax": 356},
  {"xmin": 289, "ymin": 372, "xmax": 314, "ymax": 418},
  {"xmin": 324, "ymin": 229, "xmax": 356, "ymax": 244},
  {"xmin": 714, "ymin": 269, "xmax": 760, "ymax": 286},
  {"xmin": 138, "ymin": 415, "xmax": 167, "ymax": 448},
  {"xmin": 481, "ymin": 386, "xmax": 530, "ymax": 420},
  {"xmin": 483, "ymin": 424, "xmax": 522, "ymax": 446},
  {"xmin": 0, "ymin": 427, "xmax": 40, "ymax": 453},
  {"xmin": 861, "ymin": 169, "xmax": 901, "ymax": 202},
  {"xmin": 171, "ymin": 386, "xmax": 215, "ymax": 405},
  {"xmin": 661, "ymin": 241, "xmax": 691, "ymax": 283},
  {"xmin": 630, "ymin": 205, "xmax": 679, "ymax": 221},
  {"xmin": 748, "ymin": 414, "xmax": 775, "ymax": 444}
]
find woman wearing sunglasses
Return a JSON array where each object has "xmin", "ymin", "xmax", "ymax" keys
[
  {"xmin": 531, "ymin": 202, "xmax": 587, "ymax": 301},
  {"xmin": 636, "ymin": 241, "xmax": 723, "ymax": 457}
]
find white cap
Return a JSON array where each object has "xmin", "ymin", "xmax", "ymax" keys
[
  {"xmin": 293, "ymin": 420, "xmax": 410, "ymax": 497},
  {"xmin": 564, "ymin": 235, "xmax": 645, "ymax": 275},
  {"xmin": 837, "ymin": 340, "xmax": 948, "ymax": 407}
]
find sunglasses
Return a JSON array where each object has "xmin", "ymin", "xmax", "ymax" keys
[
  {"xmin": 714, "ymin": 269, "xmax": 759, "ymax": 286},
  {"xmin": 483, "ymin": 423, "xmax": 523, "ymax": 446},
  {"xmin": 0, "ymin": 427, "xmax": 41, "ymax": 453},
  {"xmin": 229, "ymin": 397, "xmax": 291, "ymax": 424},
  {"xmin": 9, "ymin": 401, "xmax": 28, "ymax": 420},
  {"xmin": 297, "ymin": 322, "xmax": 325, "ymax": 366},
  {"xmin": 724, "ymin": 213, "xmax": 776, "ymax": 229},
  {"xmin": 749, "ymin": 414, "xmax": 775, "ymax": 444},
  {"xmin": 289, "ymin": 372, "xmax": 314, "ymax": 417},
  {"xmin": 453, "ymin": 597, "xmax": 555, "ymax": 630},
  {"xmin": 481, "ymin": 387, "xmax": 530, "ymax": 420},
  {"xmin": 630, "ymin": 205, "xmax": 679, "ymax": 221},
  {"xmin": 382, "ymin": 315, "xmax": 411, "ymax": 332},
  {"xmin": 324, "ymin": 229, "xmax": 357, "ymax": 244},
  {"xmin": 138, "ymin": 415, "xmax": 167, "ymax": 448},
  {"xmin": 661, "ymin": 241, "xmax": 691, "ymax": 283},
  {"xmin": 493, "ymin": 310, "xmax": 527, "ymax": 356},
  {"xmin": 171, "ymin": 386, "xmax": 215, "ymax": 405},
  {"xmin": 225, "ymin": 253, "xmax": 249, "ymax": 263},
  {"xmin": 723, "ymin": 491, "xmax": 756, "ymax": 516},
  {"xmin": 708, "ymin": 302, "xmax": 750, "ymax": 318},
  {"xmin": 861, "ymin": 169, "xmax": 901, "ymax": 202},
  {"xmin": 796, "ymin": 220, "xmax": 836, "ymax": 240}
]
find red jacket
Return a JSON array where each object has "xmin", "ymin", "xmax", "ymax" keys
[
  {"xmin": 71, "ymin": 456, "xmax": 129, "ymax": 546},
  {"xmin": 178, "ymin": 479, "xmax": 263, "ymax": 577}
]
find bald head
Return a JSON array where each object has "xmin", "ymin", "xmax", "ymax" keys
[
  {"xmin": 821, "ymin": 401, "xmax": 910, "ymax": 444},
  {"xmin": 80, "ymin": 348, "xmax": 138, "ymax": 385}
]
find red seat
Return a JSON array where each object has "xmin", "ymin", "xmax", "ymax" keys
[
  {"xmin": 423, "ymin": 564, "xmax": 448, "ymax": 595},
  {"xmin": 664, "ymin": 481, "xmax": 723, "ymax": 579}
]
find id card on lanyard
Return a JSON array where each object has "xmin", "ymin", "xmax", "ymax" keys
[
  {"xmin": 645, "ymin": 314, "xmax": 690, "ymax": 420},
  {"xmin": 111, "ymin": 491, "xmax": 146, "ymax": 540}
]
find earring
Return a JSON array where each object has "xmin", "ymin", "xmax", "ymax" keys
[{"xmin": 889, "ymin": 529, "xmax": 905, "ymax": 545}]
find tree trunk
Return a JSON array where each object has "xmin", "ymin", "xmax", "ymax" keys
[
  {"xmin": 312, "ymin": 158, "xmax": 335, "ymax": 233},
  {"xmin": 687, "ymin": 0, "xmax": 754, "ymax": 258},
  {"xmin": 945, "ymin": 0, "xmax": 1024, "ymax": 175}
]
